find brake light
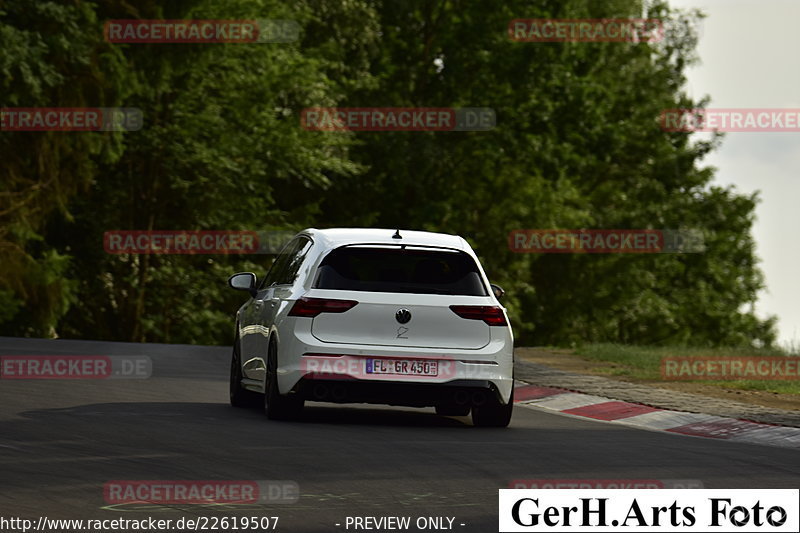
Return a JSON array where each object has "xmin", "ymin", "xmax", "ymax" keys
[
  {"xmin": 449, "ymin": 305, "xmax": 508, "ymax": 326},
  {"xmin": 289, "ymin": 297, "xmax": 359, "ymax": 318}
]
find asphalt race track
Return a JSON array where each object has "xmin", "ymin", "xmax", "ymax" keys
[{"xmin": 1, "ymin": 337, "xmax": 798, "ymax": 532}]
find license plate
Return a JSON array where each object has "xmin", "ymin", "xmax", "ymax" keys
[{"xmin": 366, "ymin": 358, "xmax": 438, "ymax": 376}]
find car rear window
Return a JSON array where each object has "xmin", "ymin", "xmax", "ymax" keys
[{"xmin": 313, "ymin": 247, "xmax": 487, "ymax": 296}]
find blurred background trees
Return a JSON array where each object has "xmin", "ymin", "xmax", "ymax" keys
[{"xmin": 0, "ymin": 0, "xmax": 776, "ymax": 347}]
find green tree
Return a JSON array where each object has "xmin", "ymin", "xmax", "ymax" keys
[
  {"xmin": 316, "ymin": 0, "xmax": 775, "ymax": 347},
  {"xmin": 2, "ymin": 0, "xmax": 776, "ymax": 349},
  {"xmin": 55, "ymin": 0, "xmax": 378, "ymax": 343},
  {"xmin": 0, "ymin": 0, "xmax": 130, "ymax": 336}
]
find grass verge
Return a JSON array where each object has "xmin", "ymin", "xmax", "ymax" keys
[{"xmin": 573, "ymin": 344, "xmax": 800, "ymax": 395}]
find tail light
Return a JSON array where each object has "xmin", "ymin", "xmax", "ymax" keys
[
  {"xmin": 289, "ymin": 297, "xmax": 359, "ymax": 318},
  {"xmin": 449, "ymin": 305, "xmax": 508, "ymax": 326}
]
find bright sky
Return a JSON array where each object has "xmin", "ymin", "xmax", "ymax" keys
[{"xmin": 666, "ymin": 0, "xmax": 800, "ymax": 348}]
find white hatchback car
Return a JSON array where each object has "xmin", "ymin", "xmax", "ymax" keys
[{"xmin": 228, "ymin": 228, "xmax": 514, "ymax": 427}]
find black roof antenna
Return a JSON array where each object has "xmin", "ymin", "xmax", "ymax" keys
[{"xmin": 392, "ymin": 229, "xmax": 403, "ymax": 239}]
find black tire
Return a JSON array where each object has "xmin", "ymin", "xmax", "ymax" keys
[
  {"xmin": 230, "ymin": 338, "xmax": 261, "ymax": 408},
  {"xmin": 435, "ymin": 404, "xmax": 471, "ymax": 417},
  {"xmin": 264, "ymin": 340, "xmax": 304, "ymax": 420},
  {"xmin": 471, "ymin": 387, "xmax": 513, "ymax": 427}
]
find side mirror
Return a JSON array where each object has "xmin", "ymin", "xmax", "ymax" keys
[
  {"xmin": 490, "ymin": 283, "xmax": 505, "ymax": 300},
  {"xmin": 228, "ymin": 272, "xmax": 257, "ymax": 298}
]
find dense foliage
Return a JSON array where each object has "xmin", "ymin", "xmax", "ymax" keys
[{"xmin": 0, "ymin": 0, "xmax": 777, "ymax": 347}]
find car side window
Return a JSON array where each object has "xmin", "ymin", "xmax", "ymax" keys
[
  {"xmin": 259, "ymin": 238, "xmax": 300, "ymax": 289},
  {"xmin": 275, "ymin": 237, "xmax": 313, "ymax": 286}
]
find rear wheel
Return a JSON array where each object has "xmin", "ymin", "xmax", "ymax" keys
[
  {"xmin": 230, "ymin": 337, "xmax": 260, "ymax": 408},
  {"xmin": 471, "ymin": 387, "xmax": 513, "ymax": 427},
  {"xmin": 264, "ymin": 340, "xmax": 304, "ymax": 420}
]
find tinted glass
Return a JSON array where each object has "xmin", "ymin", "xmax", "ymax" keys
[
  {"xmin": 260, "ymin": 237, "xmax": 301, "ymax": 289},
  {"xmin": 276, "ymin": 237, "xmax": 312, "ymax": 285},
  {"xmin": 314, "ymin": 247, "xmax": 487, "ymax": 296}
]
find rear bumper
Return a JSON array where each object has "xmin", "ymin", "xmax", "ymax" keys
[
  {"xmin": 294, "ymin": 378, "xmax": 507, "ymax": 408},
  {"xmin": 275, "ymin": 318, "xmax": 514, "ymax": 404}
]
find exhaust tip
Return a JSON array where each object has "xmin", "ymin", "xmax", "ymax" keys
[
  {"xmin": 472, "ymin": 391, "xmax": 487, "ymax": 406},
  {"xmin": 454, "ymin": 390, "xmax": 470, "ymax": 405},
  {"xmin": 313, "ymin": 384, "xmax": 330, "ymax": 400},
  {"xmin": 331, "ymin": 385, "xmax": 347, "ymax": 402}
]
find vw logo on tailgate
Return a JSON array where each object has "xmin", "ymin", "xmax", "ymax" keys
[{"xmin": 395, "ymin": 309, "xmax": 412, "ymax": 324}]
